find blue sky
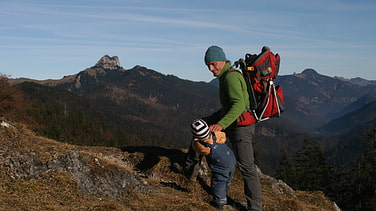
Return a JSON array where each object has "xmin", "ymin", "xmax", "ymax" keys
[{"xmin": 1, "ymin": 0, "xmax": 375, "ymax": 82}]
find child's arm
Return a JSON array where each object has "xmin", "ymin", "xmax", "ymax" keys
[{"xmin": 192, "ymin": 138, "xmax": 211, "ymax": 156}]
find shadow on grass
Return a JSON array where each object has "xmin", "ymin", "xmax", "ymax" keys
[{"xmin": 120, "ymin": 145, "xmax": 246, "ymax": 210}]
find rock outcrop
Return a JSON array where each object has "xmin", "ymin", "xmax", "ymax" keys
[
  {"xmin": 94, "ymin": 55, "xmax": 121, "ymax": 70},
  {"xmin": 2, "ymin": 149, "xmax": 158, "ymax": 199}
]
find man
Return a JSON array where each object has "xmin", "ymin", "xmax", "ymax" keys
[
  {"xmin": 204, "ymin": 46, "xmax": 262, "ymax": 211},
  {"xmin": 173, "ymin": 46, "xmax": 262, "ymax": 210}
]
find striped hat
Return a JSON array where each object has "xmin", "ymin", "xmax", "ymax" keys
[{"xmin": 191, "ymin": 119, "xmax": 210, "ymax": 139}]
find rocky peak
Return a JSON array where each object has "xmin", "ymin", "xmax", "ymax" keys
[
  {"xmin": 302, "ymin": 68, "xmax": 318, "ymax": 76},
  {"xmin": 94, "ymin": 55, "xmax": 121, "ymax": 70}
]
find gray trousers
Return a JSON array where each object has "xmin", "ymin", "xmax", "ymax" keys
[{"xmin": 227, "ymin": 124, "xmax": 262, "ymax": 211}]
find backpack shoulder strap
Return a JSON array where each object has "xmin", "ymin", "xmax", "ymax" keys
[{"xmin": 227, "ymin": 68, "xmax": 242, "ymax": 75}]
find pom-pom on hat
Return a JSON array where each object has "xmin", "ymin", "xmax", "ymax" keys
[
  {"xmin": 204, "ymin": 46, "xmax": 227, "ymax": 64},
  {"xmin": 191, "ymin": 119, "xmax": 210, "ymax": 139}
]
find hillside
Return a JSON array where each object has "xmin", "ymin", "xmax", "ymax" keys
[
  {"xmin": 7, "ymin": 56, "xmax": 376, "ymax": 176},
  {"xmin": 276, "ymin": 69, "xmax": 376, "ymax": 133},
  {"xmin": 318, "ymin": 101, "xmax": 376, "ymax": 137},
  {"xmin": 2, "ymin": 55, "xmax": 375, "ymax": 211},
  {"xmin": 0, "ymin": 121, "xmax": 340, "ymax": 211},
  {"xmin": 12, "ymin": 64, "xmax": 221, "ymax": 149}
]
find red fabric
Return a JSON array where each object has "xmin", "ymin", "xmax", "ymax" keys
[
  {"xmin": 237, "ymin": 111, "xmax": 257, "ymax": 126},
  {"xmin": 258, "ymin": 85, "xmax": 284, "ymax": 119}
]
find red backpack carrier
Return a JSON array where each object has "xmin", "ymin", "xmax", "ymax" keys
[{"xmin": 235, "ymin": 46, "xmax": 284, "ymax": 122}]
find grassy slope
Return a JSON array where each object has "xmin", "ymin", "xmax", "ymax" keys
[{"xmin": 0, "ymin": 121, "xmax": 338, "ymax": 211}]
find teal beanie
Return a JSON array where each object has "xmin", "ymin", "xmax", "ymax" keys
[{"xmin": 204, "ymin": 46, "xmax": 227, "ymax": 64}]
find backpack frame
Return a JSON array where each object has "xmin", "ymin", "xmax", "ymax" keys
[{"xmin": 234, "ymin": 46, "xmax": 284, "ymax": 122}]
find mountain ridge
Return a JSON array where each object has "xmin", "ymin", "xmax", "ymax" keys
[{"xmin": 7, "ymin": 56, "xmax": 376, "ymax": 175}]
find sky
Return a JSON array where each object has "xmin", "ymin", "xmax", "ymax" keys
[{"xmin": 1, "ymin": 0, "xmax": 375, "ymax": 82}]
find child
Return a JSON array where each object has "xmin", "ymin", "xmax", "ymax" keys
[{"xmin": 190, "ymin": 119, "xmax": 236, "ymax": 210}]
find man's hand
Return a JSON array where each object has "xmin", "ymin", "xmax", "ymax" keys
[{"xmin": 209, "ymin": 124, "xmax": 223, "ymax": 132}]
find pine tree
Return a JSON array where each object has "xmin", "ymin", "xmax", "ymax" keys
[
  {"xmin": 330, "ymin": 164, "xmax": 360, "ymax": 210},
  {"xmin": 294, "ymin": 139, "xmax": 332, "ymax": 192},
  {"xmin": 275, "ymin": 150, "xmax": 296, "ymax": 188},
  {"xmin": 359, "ymin": 122, "xmax": 376, "ymax": 210}
]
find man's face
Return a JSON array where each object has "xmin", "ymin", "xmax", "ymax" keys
[{"xmin": 206, "ymin": 61, "xmax": 226, "ymax": 77}]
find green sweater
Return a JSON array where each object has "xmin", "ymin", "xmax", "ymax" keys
[{"xmin": 216, "ymin": 63, "xmax": 250, "ymax": 129}]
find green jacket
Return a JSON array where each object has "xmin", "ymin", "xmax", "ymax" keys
[{"xmin": 216, "ymin": 63, "xmax": 250, "ymax": 129}]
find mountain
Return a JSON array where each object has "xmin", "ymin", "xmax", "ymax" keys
[
  {"xmin": 8, "ymin": 56, "xmax": 376, "ymax": 175},
  {"xmin": 317, "ymin": 100, "xmax": 376, "ymax": 137},
  {"xmin": 335, "ymin": 76, "xmax": 376, "ymax": 87},
  {"xmin": 276, "ymin": 69, "xmax": 376, "ymax": 133},
  {"xmin": 0, "ymin": 120, "xmax": 340, "ymax": 210},
  {"xmin": 12, "ymin": 58, "xmax": 221, "ymax": 149},
  {"xmin": 329, "ymin": 92, "xmax": 376, "ymax": 119},
  {"xmin": 55, "ymin": 64, "xmax": 220, "ymax": 141}
]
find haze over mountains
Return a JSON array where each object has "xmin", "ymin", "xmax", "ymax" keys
[{"xmin": 9, "ymin": 55, "xmax": 376, "ymax": 175}]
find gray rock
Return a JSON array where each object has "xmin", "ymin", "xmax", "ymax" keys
[
  {"xmin": 94, "ymin": 55, "xmax": 121, "ymax": 70},
  {"xmin": 3, "ymin": 150, "xmax": 159, "ymax": 199}
]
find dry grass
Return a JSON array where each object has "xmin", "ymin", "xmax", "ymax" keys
[
  {"xmin": 0, "ymin": 122, "xmax": 339, "ymax": 211},
  {"xmin": 0, "ymin": 169, "xmax": 125, "ymax": 211}
]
